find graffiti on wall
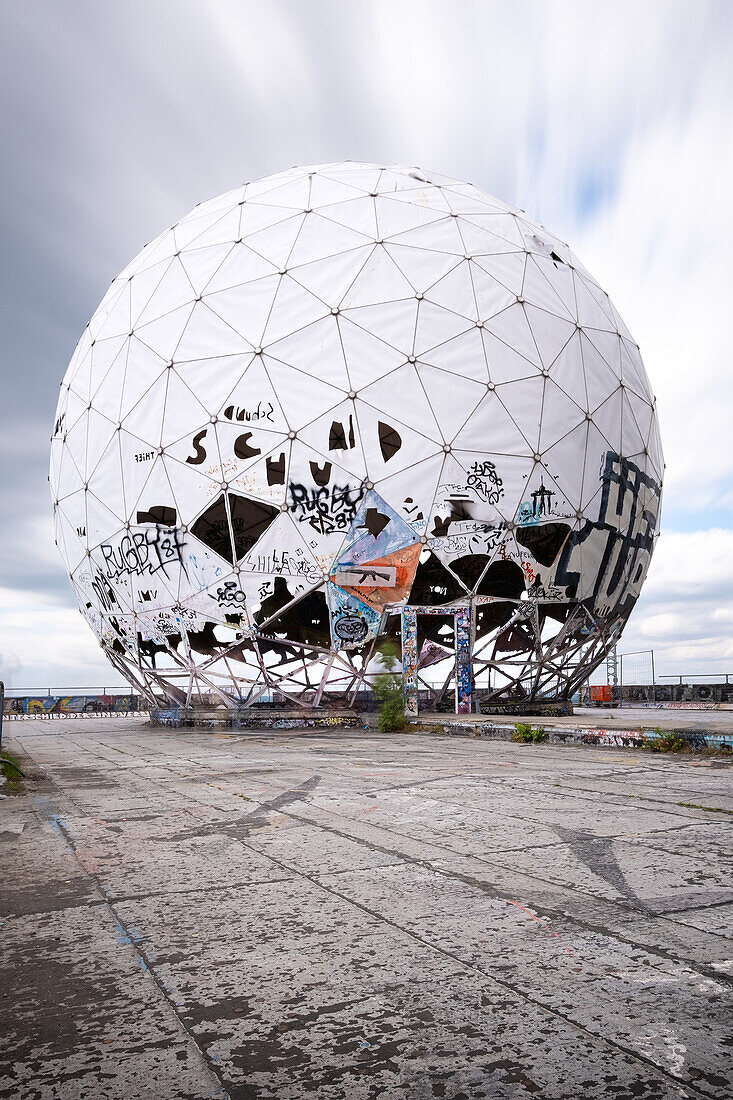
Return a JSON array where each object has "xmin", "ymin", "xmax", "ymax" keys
[{"xmin": 4, "ymin": 695, "xmax": 140, "ymax": 715}]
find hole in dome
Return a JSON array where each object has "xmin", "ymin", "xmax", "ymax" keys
[
  {"xmin": 475, "ymin": 602, "xmax": 514, "ymax": 638},
  {"xmin": 255, "ymin": 577, "xmax": 330, "ymax": 646},
  {"xmin": 515, "ymin": 522, "xmax": 571, "ymax": 567},
  {"xmin": 450, "ymin": 554, "xmax": 490, "ymax": 590},
  {"xmin": 431, "ymin": 498, "xmax": 474, "ymax": 537},
  {"xmin": 542, "ymin": 603, "xmax": 573, "ymax": 625},
  {"xmin": 137, "ymin": 632, "xmax": 181, "ymax": 666},
  {"xmin": 361, "ymin": 507, "xmax": 390, "ymax": 538},
  {"xmin": 191, "ymin": 492, "xmax": 279, "ymax": 565},
  {"xmin": 408, "ymin": 551, "xmax": 465, "ymax": 605},
  {"xmin": 495, "ymin": 621, "xmax": 535, "ymax": 654},
  {"xmin": 550, "ymin": 251, "xmax": 565, "ymax": 264},
  {"xmin": 417, "ymin": 613, "xmax": 454, "ymax": 651},
  {"xmin": 479, "ymin": 560, "xmax": 525, "ymax": 600},
  {"xmin": 187, "ymin": 621, "xmax": 222, "ymax": 656}
]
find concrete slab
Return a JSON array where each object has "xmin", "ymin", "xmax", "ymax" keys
[{"xmin": 1, "ymin": 717, "xmax": 732, "ymax": 1098}]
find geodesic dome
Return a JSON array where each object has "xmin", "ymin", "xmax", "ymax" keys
[{"xmin": 50, "ymin": 162, "xmax": 663, "ymax": 712}]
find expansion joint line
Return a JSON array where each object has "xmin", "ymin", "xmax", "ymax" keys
[
  {"xmin": 51, "ymin": 813, "xmax": 232, "ymax": 1100},
  {"xmin": 276, "ymin": 800, "xmax": 733, "ymax": 991},
  {"xmin": 228, "ymin": 812, "xmax": 720, "ymax": 1099},
  {"xmin": 17, "ymin": 744, "xmax": 233, "ymax": 1100}
]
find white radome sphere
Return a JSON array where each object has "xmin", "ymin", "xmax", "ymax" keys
[{"xmin": 50, "ymin": 162, "xmax": 662, "ymax": 707}]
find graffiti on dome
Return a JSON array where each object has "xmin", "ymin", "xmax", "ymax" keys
[
  {"xmin": 466, "ymin": 460, "xmax": 503, "ymax": 504},
  {"xmin": 99, "ymin": 527, "xmax": 187, "ymax": 582},
  {"xmin": 553, "ymin": 452, "xmax": 660, "ymax": 619},
  {"xmin": 223, "ymin": 401, "xmax": 275, "ymax": 424},
  {"xmin": 289, "ymin": 482, "xmax": 365, "ymax": 535}
]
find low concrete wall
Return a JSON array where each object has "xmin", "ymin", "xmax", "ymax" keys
[
  {"xmin": 150, "ymin": 707, "xmax": 361, "ymax": 730},
  {"xmin": 407, "ymin": 718, "xmax": 733, "ymax": 751}
]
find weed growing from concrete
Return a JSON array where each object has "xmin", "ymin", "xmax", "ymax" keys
[
  {"xmin": 677, "ymin": 801, "xmax": 733, "ymax": 815},
  {"xmin": 511, "ymin": 723, "xmax": 547, "ymax": 744},
  {"xmin": 643, "ymin": 728, "xmax": 689, "ymax": 753}
]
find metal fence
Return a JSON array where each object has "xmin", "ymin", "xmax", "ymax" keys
[{"xmin": 578, "ymin": 681, "xmax": 733, "ymax": 705}]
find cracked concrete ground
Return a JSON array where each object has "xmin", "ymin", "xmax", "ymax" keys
[{"xmin": 1, "ymin": 718, "xmax": 731, "ymax": 1099}]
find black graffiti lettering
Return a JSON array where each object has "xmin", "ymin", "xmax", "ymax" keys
[
  {"xmin": 100, "ymin": 527, "xmax": 187, "ymax": 581},
  {"xmin": 266, "ymin": 453, "xmax": 286, "ymax": 485},
  {"xmin": 328, "ymin": 414, "xmax": 355, "ymax": 451},
  {"xmin": 186, "ymin": 429, "xmax": 208, "ymax": 465},
  {"xmin": 378, "ymin": 421, "xmax": 402, "ymax": 461},
  {"xmin": 554, "ymin": 452, "xmax": 660, "ymax": 620},
  {"xmin": 467, "ymin": 460, "xmax": 504, "ymax": 504},
  {"xmin": 234, "ymin": 432, "xmax": 261, "ymax": 460},
  {"xmin": 91, "ymin": 571, "xmax": 117, "ymax": 612},
  {"xmin": 289, "ymin": 482, "xmax": 365, "ymax": 535},
  {"xmin": 136, "ymin": 505, "xmax": 177, "ymax": 526},
  {"xmin": 224, "ymin": 401, "xmax": 275, "ymax": 424},
  {"xmin": 309, "ymin": 459, "xmax": 332, "ymax": 486},
  {"xmin": 102, "ymin": 532, "xmax": 146, "ymax": 577},
  {"xmin": 209, "ymin": 580, "xmax": 247, "ymax": 606}
]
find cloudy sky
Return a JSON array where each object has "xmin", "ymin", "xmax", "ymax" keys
[{"xmin": 1, "ymin": 0, "xmax": 732, "ymax": 689}]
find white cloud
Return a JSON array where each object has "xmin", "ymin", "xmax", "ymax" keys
[
  {"xmin": 571, "ymin": 77, "xmax": 733, "ymax": 515},
  {"xmin": 1, "ymin": 0, "xmax": 731, "ymax": 686},
  {"xmin": 0, "ymin": 587, "xmax": 128, "ymax": 690},
  {"xmin": 619, "ymin": 529, "xmax": 733, "ymax": 676}
]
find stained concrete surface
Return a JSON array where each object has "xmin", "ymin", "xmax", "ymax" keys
[
  {"xmin": 572, "ymin": 706, "xmax": 733, "ymax": 732},
  {"xmin": 1, "ymin": 718, "xmax": 732, "ymax": 1099},
  {"xmin": 414, "ymin": 706, "xmax": 733, "ymax": 735}
]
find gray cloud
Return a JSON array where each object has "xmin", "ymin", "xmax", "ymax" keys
[{"xmin": 1, "ymin": 0, "xmax": 731, "ymax": 683}]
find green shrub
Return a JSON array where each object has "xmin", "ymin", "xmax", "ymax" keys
[
  {"xmin": 643, "ymin": 728, "xmax": 689, "ymax": 753},
  {"xmin": 373, "ymin": 640, "xmax": 406, "ymax": 732},
  {"xmin": 1, "ymin": 750, "xmax": 24, "ymax": 794},
  {"xmin": 511, "ymin": 723, "xmax": 547, "ymax": 744}
]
